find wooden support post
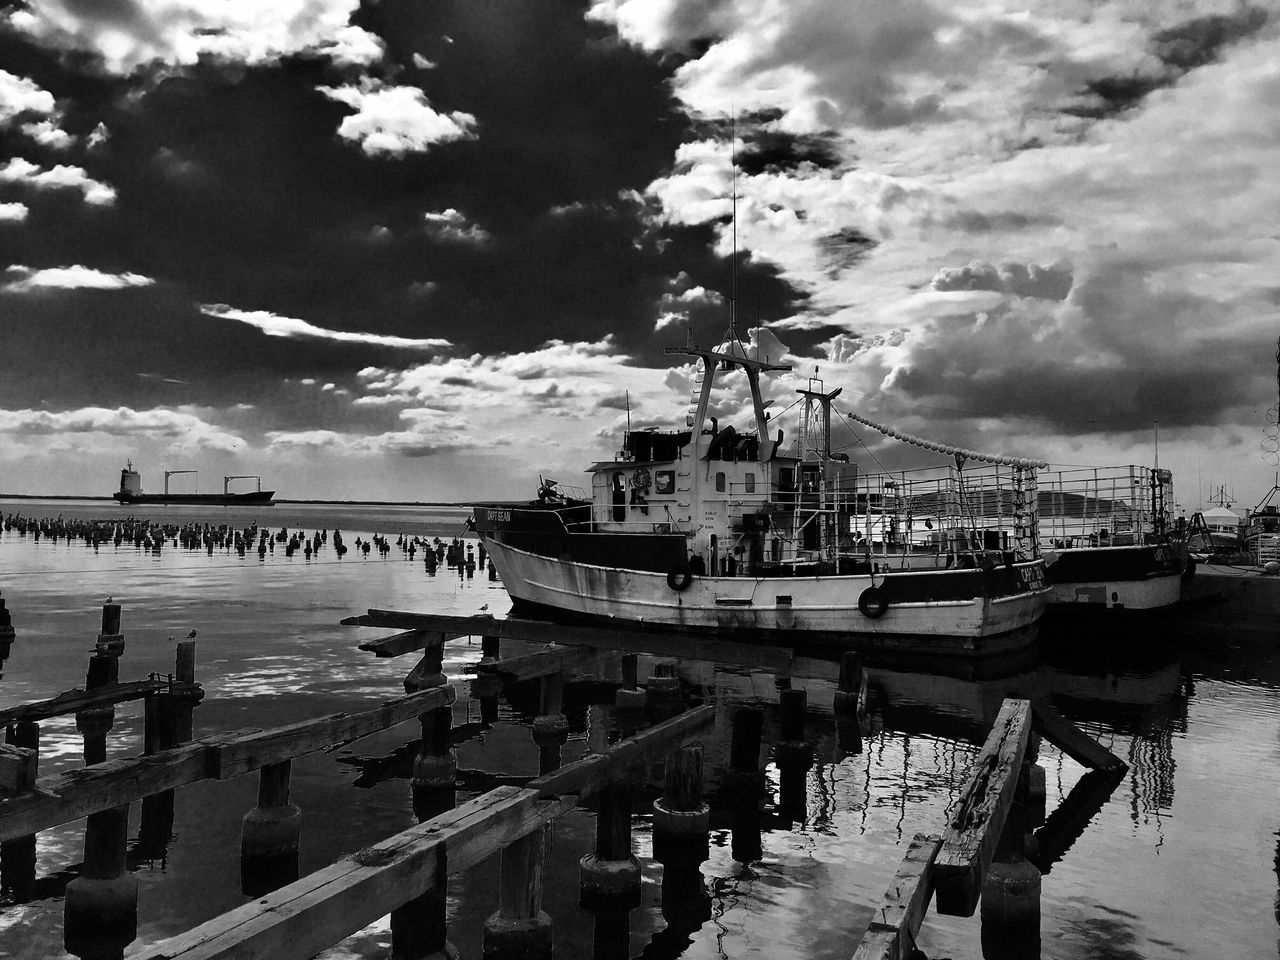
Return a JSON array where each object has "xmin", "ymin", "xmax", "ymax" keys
[
  {"xmin": 651, "ymin": 744, "xmax": 711, "ymax": 951},
  {"xmin": 646, "ymin": 659, "xmax": 680, "ymax": 699},
  {"xmin": 532, "ymin": 671, "xmax": 568, "ymax": 775},
  {"xmin": 775, "ymin": 687, "xmax": 813, "ymax": 825},
  {"xmin": 64, "ymin": 804, "xmax": 138, "ymax": 960},
  {"xmin": 480, "ymin": 634, "xmax": 500, "ymax": 662},
  {"xmin": 411, "ymin": 703, "xmax": 457, "ymax": 821},
  {"xmin": 615, "ymin": 653, "xmax": 646, "ymax": 710},
  {"xmin": 835, "ymin": 652, "xmax": 864, "ymax": 755},
  {"xmin": 0, "ymin": 729, "xmax": 38, "ymax": 902},
  {"xmin": 482, "ymin": 827, "xmax": 553, "ymax": 960},
  {"xmin": 0, "ymin": 589, "xmax": 15, "ymax": 649},
  {"xmin": 241, "ymin": 759, "xmax": 302, "ymax": 897},
  {"xmin": 579, "ymin": 780, "xmax": 641, "ymax": 912},
  {"xmin": 394, "ymin": 705, "xmax": 458, "ymax": 960},
  {"xmin": 405, "ymin": 644, "xmax": 447, "ymax": 693},
  {"xmin": 980, "ymin": 761, "xmax": 1041, "ymax": 959},
  {"xmin": 138, "ymin": 690, "xmax": 180, "ymax": 858},
  {"xmin": 726, "ymin": 707, "xmax": 765, "ymax": 865}
]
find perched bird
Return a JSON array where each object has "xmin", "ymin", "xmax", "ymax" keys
[
  {"xmin": 186, "ymin": 629, "xmax": 198, "ymax": 639},
  {"xmin": 478, "ymin": 603, "xmax": 489, "ymax": 612},
  {"xmin": 104, "ymin": 596, "xmax": 113, "ymax": 604}
]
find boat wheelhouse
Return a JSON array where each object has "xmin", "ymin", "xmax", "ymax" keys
[
  {"xmin": 1037, "ymin": 464, "xmax": 1189, "ymax": 613},
  {"xmin": 474, "ymin": 339, "xmax": 1050, "ymax": 656}
]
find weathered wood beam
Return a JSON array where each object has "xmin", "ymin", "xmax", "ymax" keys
[
  {"xmin": 0, "ymin": 679, "xmax": 168, "ymax": 725},
  {"xmin": 0, "ymin": 744, "xmax": 38, "ymax": 796},
  {"xmin": 348, "ymin": 610, "xmax": 798, "ymax": 673},
  {"xmin": 474, "ymin": 646, "xmax": 607, "ymax": 682},
  {"xmin": 0, "ymin": 743, "xmax": 211, "ymax": 842},
  {"xmin": 1031, "ymin": 699, "xmax": 1127, "ymax": 773},
  {"xmin": 356, "ymin": 629, "xmax": 465, "ymax": 658},
  {"xmin": 132, "ymin": 786, "xmax": 575, "ymax": 960},
  {"xmin": 1, "ymin": 688, "xmax": 457, "ymax": 840},
  {"xmin": 529, "ymin": 704, "xmax": 715, "ymax": 799},
  {"xmin": 933, "ymin": 698, "xmax": 1032, "ymax": 917},
  {"xmin": 853, "ymin": 833, "xmax": 942, "ymax": 960},
  {"xmin": 209, "ymin": 686, "xmax": 456, "ymax": 778}
]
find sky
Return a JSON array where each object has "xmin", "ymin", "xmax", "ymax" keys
[{"xmin": 0, "ymin": 0, "xmax": 1277, "ymax": 508}]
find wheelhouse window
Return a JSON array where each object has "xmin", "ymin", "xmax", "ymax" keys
[
  {"xmin": 715, "ymin": 472, "xmax": 726, "ymax": 492},
  {"xmin": 655, "ymin": 470, "xmax": 675, "ymax": 494},
  {"xmin": 744, "ymin": 472, "xmax": 756, "ymax": 493}
]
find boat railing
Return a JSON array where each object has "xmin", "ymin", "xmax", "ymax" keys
[{"xmin": 1037, "ymin": 464, "xmax": 1172, "ymax": 543}]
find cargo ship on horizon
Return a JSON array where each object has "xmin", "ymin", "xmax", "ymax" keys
[{"xmin": 112, "ymin": 461, "xmax": 275, "ymax": 505}]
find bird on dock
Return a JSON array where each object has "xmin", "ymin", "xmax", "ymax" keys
[
  {"xmin": 186, "ymin": 629, "xmax": 198, "ymax": 639},
  {"xmin": 479, "ymin": 603, "xmax": 489, "ymax": 612},
  {"xmin": 104, "ymin": 596, "xmax": 113, "ymax": 604}
]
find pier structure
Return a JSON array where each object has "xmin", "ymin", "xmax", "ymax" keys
[{"xmin": 1, "ymin": 602, "xmax": 1132, "ymax": 960}]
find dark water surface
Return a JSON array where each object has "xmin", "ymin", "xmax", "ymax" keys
[{"xmin": 1, "ymin": 499, "xmax": 1278, "ymax": 959}]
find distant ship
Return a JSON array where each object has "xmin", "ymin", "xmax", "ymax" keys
[{"xmin": 112, "ymin": 461, "xmax": 275, "ymax": 505}]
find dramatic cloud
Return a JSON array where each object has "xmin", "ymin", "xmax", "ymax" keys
[
  {"xmin": 4, "ymin": 1, "xmax": 383, "ymax": 74},
  {"xmin": 318, "ymin": 82, "xmax": 477, "ymax": 156},
  {"xmin": 0, "ymin": 202, "xmax": 27, "ymax": 221},
  {"xmin": 200, "ymin": 304, "xmax": 453, "ymax": 350},
  {"xmin": 0, "ymin": 68, "xmax": 56, "ymax": 123},
  {"xmin": 3, "ymin": 265, "xmax": 155, "ymax": 292}
]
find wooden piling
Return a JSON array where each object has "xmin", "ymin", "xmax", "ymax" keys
[
  {"xmin": 64, "ymin": 804, "xmax": 138, "ymax": 960},
  {"xmin": 241, "ymin": 759, "xmax": 302, "ymax": 896},
  {"xmin": 394, "ymin": 704, "xmax": 458, "ymax": 960},
  {"xmin": 579, "ymin": 780, "xmax": 641, "ymax": 912},
  {"xmin": 0, "ymin": 734, "xmax": 37, "ymax": 900},
  {"xmin": 482, "ymin": 827, "xmax": 553, "ymax": 960},
  {"xmin": 980, "ymin": 760, "xmax": 1041, "ymax": 958},
  {"xmin": 726, "ymin": 707, "xmax": 765, "ymax": 864},
  {"xmin": 615, "ymin": 653, "xmax": 646, "ymax": 710},
  {"xmin": 652, "ymin": 744, "xmax": 709, "ymax": 866},
  {"xmin": 531, "ymin": 672, "xmax": 568, "ymax": 775}
]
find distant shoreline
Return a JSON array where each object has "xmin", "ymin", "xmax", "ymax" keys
[{"xmin": 0, "ymin": 493, "xmax": 482, "ymax": 507}]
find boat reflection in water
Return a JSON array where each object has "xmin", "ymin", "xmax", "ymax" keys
[{"xmin": 467, "ymin": 616, "xmax": 1270, "ymax": 960}]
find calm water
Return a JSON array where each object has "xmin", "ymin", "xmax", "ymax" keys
[{"xmin": 1, "ymin": 498, "xmax": 1278, "ymax": 960}]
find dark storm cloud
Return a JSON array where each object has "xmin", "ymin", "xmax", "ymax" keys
[
  {"xmin": 736, "ymin": 129, "xmax": 841, "ymax": 176},
  {"xmin": 1064, "ymin": 6, "xmax": 1268, "ymax": 119},
  {"xmin": 0, "ymin": 0, "xmax": 810, "ymax": 437}
]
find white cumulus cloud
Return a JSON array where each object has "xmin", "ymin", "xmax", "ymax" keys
[
  {"xmin": 318, "ymin": 82, "xmax": 477, "ymax": 157},
  {"xmin": 3, "ymin": 264, "xmax": 154, "ymax": 292}
]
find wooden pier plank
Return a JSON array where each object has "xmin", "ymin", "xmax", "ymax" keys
[
  {"xmin": 348, "ymin": 610, "xmax": 797, "ymax": 673},
  {"xmin": 854, "ymin": 833, "xmax": 942, "ymax": 960},
  {"xmin": 932, "ymin": 698, "xmax": 1032, "ymax": 917},
  {"xmin": 209, "ymin": 686, "xmax": 456, "ymax": 778},
  {"xmin": 356, "ymin": 629, "xmax": 464, "ymax": 658},
  {"xmin": 1031, "ymin": 699, "xmax": 1127, "ymax": 773},
  {"xmin": 529, "ymin": 704, "xmax": 715, "ymax": 799},
  {"xmin": 475, "ymin": 645, "xmax": 607, "ymax": 682},
  {"xmin": 0, "ymin": 679, "xmax": 168, "ymax": 725},
  {"xmin": 132, "ymin": 786, "xmax": 575, "ymax": 960}
]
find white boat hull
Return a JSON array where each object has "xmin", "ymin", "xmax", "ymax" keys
[{"xmin": 485, "ymin": 539, "xmax": 1049, "ymax": 655}]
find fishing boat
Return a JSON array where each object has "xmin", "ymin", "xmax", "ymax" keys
[
  {"xmin": 1037, "ymin": 464, "xmax": 1188, "ymax": 614},
  {"xmin": 112, "ymin": 462, "xmax": 275, "ymax": 505},
  {"xmin": 474, "ymin": 336, "xmax": 1051, "ymax": 656}
]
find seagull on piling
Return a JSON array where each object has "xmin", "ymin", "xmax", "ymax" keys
[
  {"xmin": 186, "ymin": 629, "xmax": 198, "ymax": 639},
  {"xmin": 104, "ymin": 596, "xmax": 113, "ymax": 604},
  {"xmin": 478, "ymin": 603, "xmax": 489, "ymax": 612}
]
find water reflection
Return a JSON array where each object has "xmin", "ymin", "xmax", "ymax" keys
[{"xmin": 2, "ymin": 508, "xmax": 1280, "ymax": 959}]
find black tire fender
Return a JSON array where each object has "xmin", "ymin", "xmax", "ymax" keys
[
  {"xmin": 667, "ymin": 563, "xmax": 694, "ymax": 592},
  {"xmin": 858, "ymin": 585, "xmax": 889, "ymax": 619}
]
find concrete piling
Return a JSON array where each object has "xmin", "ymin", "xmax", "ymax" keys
[
  {"xmin": 240, "ymin": 760, "xmax": 302, "ymax": 897},
  {"xmin": 652, "ymin": 745, "xmax": 711, "ymax": 950},
  {"xmin": 614, "ymin": 653, "xmax": 646, "ymax": 711},
  {"xmin": 411, "ymin": 703, "xmax": 457, "ymax": 819}
]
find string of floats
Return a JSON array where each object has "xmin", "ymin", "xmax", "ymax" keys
[{"xmin": 841, "ymin": 410, "xmax": 1048, "ymax": 470}]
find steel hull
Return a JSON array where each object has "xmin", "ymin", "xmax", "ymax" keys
[{"xmin": 484, "ymin": 538, "xmax": 1049, "ymax": 655}]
